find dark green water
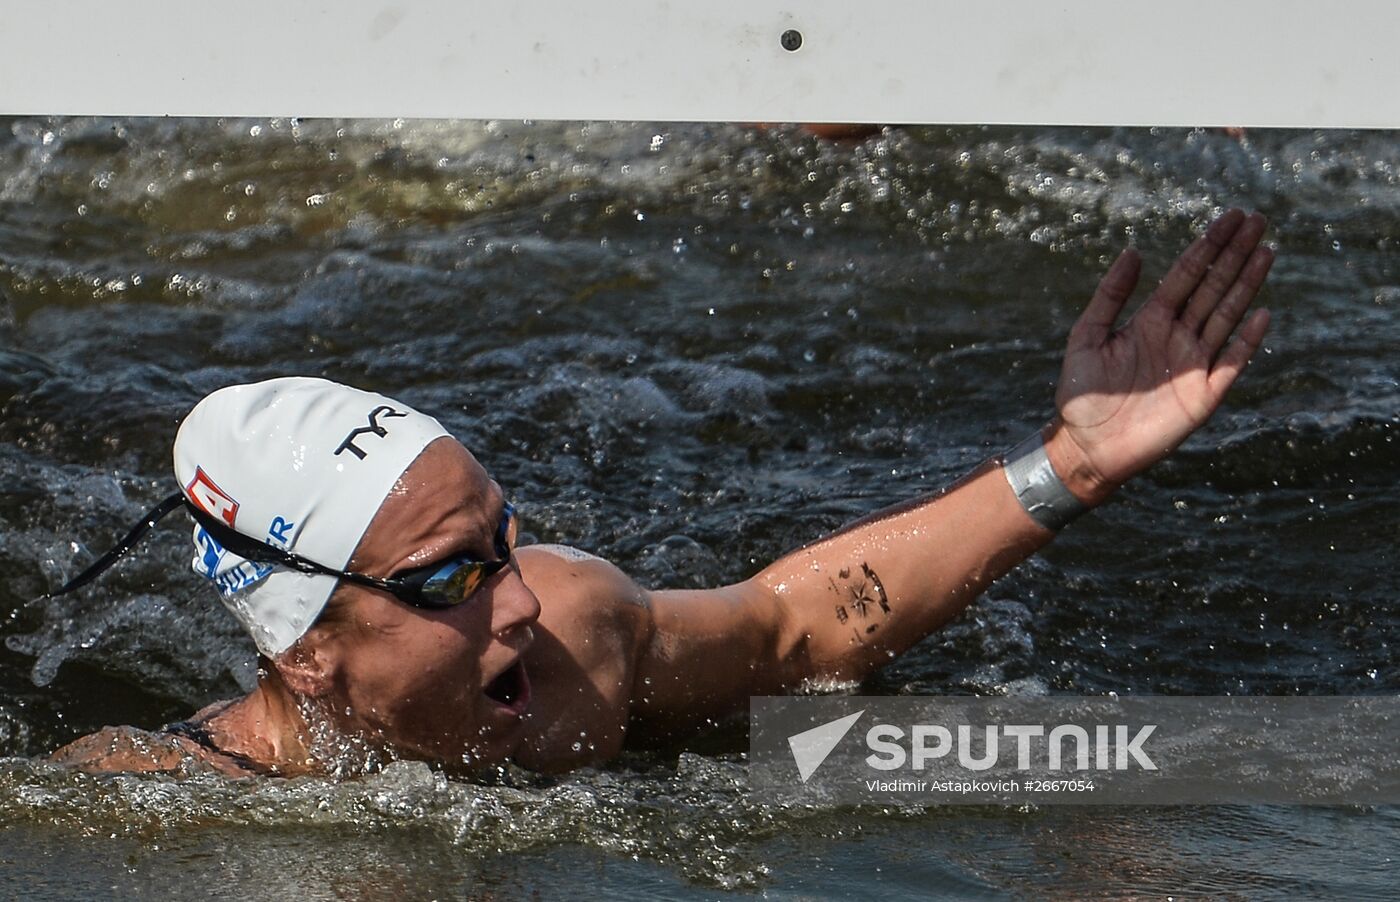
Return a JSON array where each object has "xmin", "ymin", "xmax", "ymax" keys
[{"xmin": 0, "ymin": 118, "xmax": 1395, "ymax": 897}]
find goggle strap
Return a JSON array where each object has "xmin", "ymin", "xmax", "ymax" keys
[
  {"xmin": 186, "ymin": 506, "xmax": 401, "ymax": 591},
  {"xmin": 184, "ymin": 506, "xmax": 342, "ymax": 578},
  {"xmin": 40, "ymin": 493, "xmax": 515, "ymax": 604},
  {"xmin": 41, "ymin": 491, "xmax": 189, "ymax": 599}
]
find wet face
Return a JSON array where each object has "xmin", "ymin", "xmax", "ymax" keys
[{"xmin": 304, "ymin": 436, "xmax": 541, "ymax": 770}]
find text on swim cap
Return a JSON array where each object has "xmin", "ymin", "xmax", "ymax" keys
[
  {"xmin": 334, "ymin": 405, "xmax": 408, "ymax": 460},
  {"xmin": 193, "ymin": 513, "xmax": 296, "ymax": 593},
  {"xmin": 268, "ymin": 517, "xmax": 295, "ymax": 546}
]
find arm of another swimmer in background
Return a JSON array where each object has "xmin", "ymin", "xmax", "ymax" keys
[{"xmin": 626, "ymin": 209, "xmax": 1274, "ymax": 736}]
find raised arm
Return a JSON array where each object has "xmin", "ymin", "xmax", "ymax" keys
[{"xmin": 629, "ymin": 209, "xmax": 1273, "ymax": 734}]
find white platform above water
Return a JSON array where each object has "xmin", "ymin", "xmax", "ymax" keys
[{"xmin": 1, "ymin": 0, "xmax": 1396, "ymax": 127}]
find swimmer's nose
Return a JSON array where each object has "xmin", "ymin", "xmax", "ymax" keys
[{"xmin": 491, "ymin": 567, "xmax": 541, "ymax": 641}]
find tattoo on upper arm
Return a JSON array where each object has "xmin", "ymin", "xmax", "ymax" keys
[{"xmin": 829, "ymin": 562, "xmax": 894, "ymax": 643}]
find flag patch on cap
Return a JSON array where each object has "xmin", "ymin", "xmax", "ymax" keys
[{"xmin": 185, "ymin": 466, "xmax": 239, "ymax": 527}]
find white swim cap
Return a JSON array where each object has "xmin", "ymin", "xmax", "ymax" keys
[{"xmin": 173, "ymin": 377, "xmax": 450, "ymax": 656}]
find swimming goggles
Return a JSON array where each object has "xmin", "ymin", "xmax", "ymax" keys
[{"xmin": 43, "ymin": 493, "xmax": 517, "ymax": 611}]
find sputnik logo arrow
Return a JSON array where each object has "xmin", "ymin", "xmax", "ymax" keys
[{"xmin": 787, "ymin": 710, "xmax": 865, "ymax": 783}]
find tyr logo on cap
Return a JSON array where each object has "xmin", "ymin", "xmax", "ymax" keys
[
  {"xmin": 334, "ymin": 405, "xmax": 408, "ymax": 460},
  {"xmin": 186, "ymin": 466, "xmax": 239, "ymax": 526}
]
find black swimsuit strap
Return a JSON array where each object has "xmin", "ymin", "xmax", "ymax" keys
[{"xmin": 162, "ymin": 709, "xmax": 268, "ymax": 775}]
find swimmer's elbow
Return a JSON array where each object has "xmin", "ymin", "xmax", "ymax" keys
[{"xmin": 739, "ymin": 576, "xmax": 815, "ymax": 690}]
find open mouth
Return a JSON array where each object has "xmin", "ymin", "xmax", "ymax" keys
[{"xmin": 483, "ymin": 659, "xmax": 531, "ymax": 715}]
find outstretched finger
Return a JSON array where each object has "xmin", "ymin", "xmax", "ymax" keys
[
  {"xmin": 1149, "ymin": 209, "xmax": 1246, "ymax": 317},
  {"xmin": 1202, "ymin": 245, "xmax": 1275, "ymax": 358},
  {"xmin": 1207, "ymin": 308, "xmax": 1270, "ymax": 400},
  {"xmin": 1070, "ymin": 249, "xmax": 1141, "ymax": 348},
  {"xmin": 1180, "ymin": 212, "xmax": 1267, "ymax": 333}
]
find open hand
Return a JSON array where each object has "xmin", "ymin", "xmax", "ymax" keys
[{"xmin": 1047, "ymin": 209, "xmax": 1274, "ymax": 505}]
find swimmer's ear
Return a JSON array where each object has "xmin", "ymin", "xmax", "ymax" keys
[{"xmin": 272, "ymin": 639, "xmax": 337, "ymax": 699}]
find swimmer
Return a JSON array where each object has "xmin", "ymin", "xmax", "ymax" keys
[{"xmin": 45, "ymin": 209, "xmax": 1274, "ymax": 777}]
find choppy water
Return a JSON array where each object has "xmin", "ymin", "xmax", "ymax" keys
[{"xmin": 0, "ymin": 118, "xmax": 1396, "ymax": 897}]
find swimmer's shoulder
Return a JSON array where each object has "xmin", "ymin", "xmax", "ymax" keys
[
  {"xmin": 517, "ymin": 544, "xmax": 651, "ymax": 612},
  {"xmin": 513, "ymin": 544, "xmax": 654, "ymax": 768},
  {"xmin": 48, "ymin": 723, "xmax": 256, "ymax": 777},
  {"xmin": 516, "ymin": 543, "xmax": 653, "ymax": 666},
  {"xmin": 49, "ymin": 726, "xmax": 158, "ymax": 773}
]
